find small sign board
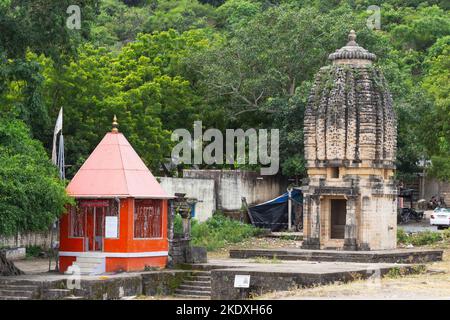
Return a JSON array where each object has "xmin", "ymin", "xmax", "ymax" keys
[
  {"xmin": 234, "ymin": 275, "xmax": 251, "ymax": 288},
  {"xmin": 105, "ymin": 216, "xmax": 118, "ymax": 238},
  {"xmin": 79, "ymin": 200, "xmax": 110, "ymax": 208}
]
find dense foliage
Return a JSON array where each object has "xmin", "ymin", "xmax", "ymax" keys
[
  {"xmin": 0, "ymin": 0, "xmax": 449, "ymax": 235},
  {"xmin": 0, "ymin": 118, "xmax": 70, "ymax": 236},
  {"xmin": 35, "ymin": 0, "xmax": 450, "ymax": 181}
]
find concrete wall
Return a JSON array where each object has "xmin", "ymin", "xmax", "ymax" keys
[
  {"xmin": 159, "ymin": 177, "xmax": 215, "ymax": 222},
  {"xmin": 159, "ymin": 170, "xmax": 287, "ymax": 222},
  {"xmin": 0, "ymin": 231, "xmax": 54, "ymax": 250},
  {"xmin": 420, "ymin": 177, "xmax": 450, "ymax": 204},
  {"xmin": 183, "ymin": 170, "xmax": 287, "ymax": 211},
  {"xmin": 210, "ymin": 266, "xmax": 419, "ymax": 300}
]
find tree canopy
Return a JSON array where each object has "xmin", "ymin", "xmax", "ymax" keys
[
  {"xmin": 0, "ymin": 118, "xmax": 69, "ymax": 236},
  {"xmin": 0, "ymin": 0, "xmax": 449, "ymax": 238}
]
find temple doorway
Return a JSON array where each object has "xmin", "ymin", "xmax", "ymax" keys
[{"xmin": 330, "ymin": 199, "xmax": 347, "ymax": 239}]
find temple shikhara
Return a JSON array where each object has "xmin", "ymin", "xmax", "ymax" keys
[
  {"xmin": 302, "ymin": 31, "xmax": 398, "ymax": 251},
  {"xmin": 59, "ymin": 117, "xmax": 171, "ymax": 274}
]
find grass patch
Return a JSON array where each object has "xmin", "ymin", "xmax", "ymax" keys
[
  {"xmin": 397, "ymin": 229, "xmax": 446, "ymax": 246},
  {"xmin": 279, "ymin": 235, "xmax": 299, "ymax": 241},
  {"xmin": 386, "ymin": 265, "xmax": 427, "ymax": 278},
  {"xmin": 251, "ymin": 256, "xmax": 281, "ymax": 264},
  {"xmin": 174, "ymin": 213, "xmax": 264, "ymax": 251}
]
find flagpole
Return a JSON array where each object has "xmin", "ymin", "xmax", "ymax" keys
[{"xmin": 50, "ymin": 107, "xmax": 64, "ymax": 272}]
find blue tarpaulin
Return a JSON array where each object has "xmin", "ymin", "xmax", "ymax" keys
[{"xmin": 248, "ymin": 189, "xmax": 303, "ymax": 231}]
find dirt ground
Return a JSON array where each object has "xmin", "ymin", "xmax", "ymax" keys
[{"xmin": 257, "ymin": 249, "xmax": 450, "ymax": 300}]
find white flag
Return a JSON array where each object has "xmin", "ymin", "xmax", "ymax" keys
[{"xmin": 51, "ymin": 107, "xmax": 63, "ymax": 165}]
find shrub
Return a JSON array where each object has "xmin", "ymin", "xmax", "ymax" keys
[
  {"xmin": 442, "ymin": 228, "xmax": 450, "ymax": 241},
  {"xmin": 173, "ymin": 213, "xmax": 263, "ymax": 251},
  {"xmin": 397, "ymin": 230, "xmax": 444, "ymax": 246},
  {"xmin": 26, "ymin": 245, "xmax": 43, "ymax": 258},
  {"xmin": 397, "ymin": 229, "xmax": 409, "ymax": 244}
]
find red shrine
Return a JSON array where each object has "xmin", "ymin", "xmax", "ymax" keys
[{"xmin": 59, "ymin": 117, "xmax": 171, "ymax": 274}]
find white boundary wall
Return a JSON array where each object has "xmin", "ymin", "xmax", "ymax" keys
[
  {"xmin": 159, "ymin": 170, "xmax": 287, "ymax": 221},
  {"xmin": 159, "ymin": 177, "xmax": 216, "ymax": 222}
]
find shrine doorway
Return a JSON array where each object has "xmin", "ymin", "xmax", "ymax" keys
[{"xmin": 330, "ymin": 199, "xmax": 347, "ymax": 239}]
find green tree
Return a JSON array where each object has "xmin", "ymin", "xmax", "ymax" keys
[
  {"xmin": 0, "ymin": 0, "xmax": 97, "ymax": 139},
  {"xmin": 195, "ymin": 4, "xmax": 387, "ymax": 176},
  {"xmin": 42, "ymin": 29, "xmax": 213, "ymax": 176},
  {"xmin": 422, "ymin": 36, "xmax": 450, "ymax": 180},
  {"xmin": 0, "ymin": 118, "xmax": 70, "ymax": 274},
  {"xmin": 144, "ymin": 0, "xmax": 216, "ymax": 33},
  {"xmin": 90, "ymin": 0, "xmax": 152, "ymax": 47}
]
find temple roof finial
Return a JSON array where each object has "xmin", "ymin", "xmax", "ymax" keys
[
  {"xmin": 348, "ymin": 30, "xmax": 357, "ymax": 45},
  {"xmin": 112, "ymin": 115, "xmax": 119, "ymax": 133},
  {"xmin": 328, "ymin": 29, "xmax": 376, "ymax": 63}
]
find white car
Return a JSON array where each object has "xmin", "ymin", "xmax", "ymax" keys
[{"xmin": 430, "ymin": 207, "xmax": 450, "ymax": 229}]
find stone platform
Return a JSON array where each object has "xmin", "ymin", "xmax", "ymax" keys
[
  {"xmin": 0, "ymin": 270, "xmax": 193, "ymax": 300},
  {"xmin": 202, "ymin": 259, "xmax": 428, "ymax": 300},
  {"xmin": 229, "ymin": 248, "xmax": 443, "ymax": 264}
]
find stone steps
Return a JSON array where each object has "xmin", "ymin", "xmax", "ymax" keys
[
  {"xmin": 174, "ymin": 293, "xmax": 209, "ymax": 299},
  {"xmin": 174, "ymin": 271, "xmax": 212, "ymax": 299},
  {"xmin": 65, "ymin": 256, "xmax": 105, "ymax": 275},
  {"xmin": 43, "ymin": 289, "xmax": 73, "ymax": 300},
  {"xmin": 0, "ymin": 289, "xmax": 34, "ymax": 298},
  {"xmin": 183, "ymin": 280, "xmax": 210, "ymax": 286},
  {"xmin": 0, "ymin": 295, "xmax": 32, "ymax": 300},
  {"xmin": 178, "ymin": 284, "xmax": 211, "ymax": 292},
  {"xmin": 186, "ymin": 275, "xmax": 211, "ymax": 281},
  {"xmin": 0, "ymin": 282, "xmax": 39, "ymax": 300},
  {"xmin": 190, "ymin": 271, "xmax": 210, "ymax": 276},
  {"xmin": 174, "ymin": 289, "xmax": 211, "ymax": 297}
]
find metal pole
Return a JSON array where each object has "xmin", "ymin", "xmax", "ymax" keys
[
  {"xmin": 48, "ymin": 223, "xmax": 54, "ymax": 272},
  {"xmin": 287, "ymin": 187, "xmax": 293, "ymax": 231}
]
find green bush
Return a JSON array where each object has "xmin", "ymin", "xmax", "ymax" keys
[
  {"xmin": 173, "ymin": 213, "xmax": 263, "ymax": 251},
  {"xmin": 26, "ymin": 245, "xmax": 43, "ymax": 258},
  {"xmin": 442, "ymin": 228, "xmax": 450, "ymax": 241},
  {"xmin": 397, "ymin": 229, "xmax": 409, "ymax": 244},
  {"xmin": 397, "ymin": 230, "xmax": 444, "ymax": 246}
]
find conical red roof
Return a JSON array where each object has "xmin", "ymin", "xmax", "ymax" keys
[{"xmin": 66, "ymin": 132, "xmax": 170, "ymax": 199}]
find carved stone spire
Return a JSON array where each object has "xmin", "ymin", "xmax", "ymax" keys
[{"xmin": 304, "ymin": 30, "xmax": 396, "ymax": 168}]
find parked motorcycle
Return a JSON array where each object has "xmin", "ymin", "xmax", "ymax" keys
[{"xmin": 398, "ymin": 207, "xmax": 424, "ymax": 224}]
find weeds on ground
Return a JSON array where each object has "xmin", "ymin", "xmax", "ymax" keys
[
  {"xmin": 251, "ymin": 256, "xmax": 281, "ymax": 264},
  {"xmin": 174, "ymin": 213, "xmax": 264, "ymax": 251},
  {"xmin": 397, "ymin": 229, "xmax": 446, "ymax": 246},
  {"xmin": 386, "ymin": 265, "xmax": 427, "ymax": 278}
]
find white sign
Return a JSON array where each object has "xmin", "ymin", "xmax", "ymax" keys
[
  {"xmin": 105, "ymin": 216, "xmax": 118, "ymax": 238},
  {"xmin": 234, "ymin": 275, "xmax": 251, "ymax": 288}
]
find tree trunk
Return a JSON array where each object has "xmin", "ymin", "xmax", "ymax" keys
[{"xmin": 0, "ymin": 250, "xmax": 24, "ymax": 276}]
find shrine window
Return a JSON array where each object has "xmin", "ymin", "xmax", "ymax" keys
[
  {"xmin": 331, "ymin": 167, "xmax": 340, "ymax": 179},
  {"xmin": 69, "ymin": 205, "xmax": 85, "ymax": 238},
  {"xmin": 134, "ymin": 200, "xmax": 162, "ymax": 239},
  {"xmin": 69, "ymin": 199, "xmax": 120, "ymax": 238}
]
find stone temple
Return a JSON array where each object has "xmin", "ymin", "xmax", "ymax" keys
[{"xmin": 302, "ymin": 30, "xmax": 398, "ymax": 251}]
